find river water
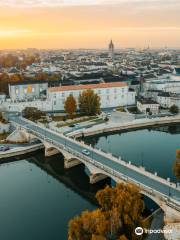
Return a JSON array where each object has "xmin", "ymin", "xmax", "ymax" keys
[
  {"xmin": 0, "ymin": 154, "xmax": 101, "ymax": 240},
  {"xmin": 84, "ymin": 124, "xmax": 180, "ymax": 183},
  {"xmin": 0, "ymin": 124, "xmax": 179, "ymax": 240}
]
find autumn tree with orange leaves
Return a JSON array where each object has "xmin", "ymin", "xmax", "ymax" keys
[
  {"xmin": 64, "ymin": 94, "xmax": 77, "ymax": 118},
  {"xmin": 68, "ymin": 183, "xmax": 146, "ymax": 240}
]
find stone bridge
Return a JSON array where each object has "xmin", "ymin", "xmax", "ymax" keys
[{"xmin": 8, "ymin": 116, "xmax": 180, "ymax": 239}]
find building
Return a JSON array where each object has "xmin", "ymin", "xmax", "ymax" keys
[
  {"xmin": 109, "ymin": 40, "xmax": 114, "ymax": 59},
  {"xmin": 143, "ymin": 79, "xmax": 180, "ymax": 94},
  {"xmin": 47, "ymin": 82, "xmax": 135, "ymax": 111},
  {"xmin": 8, "ymin": 81, "xmax": 48, "ymax": 101},
  {"xmin": 0, "ymin": 93, "xmax": 6, "ymax": 103},
  {"xmin": 157, "ymin": 92, "xmax": 180, "ymax": 109},
  {"xmin": 137, "ymin": 98, "xmax": 160, "ymax": 114}
]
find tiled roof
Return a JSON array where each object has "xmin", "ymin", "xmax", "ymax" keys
[{"xmin": 48, "ymin": 82, "xmax": 127, "ymax": 92}]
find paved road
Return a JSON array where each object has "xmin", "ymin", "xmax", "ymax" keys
[{"xmin": 10, "ymin": 116, "xmax": 180, "ymax": 204}]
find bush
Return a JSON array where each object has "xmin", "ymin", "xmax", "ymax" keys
[
  {"xmin": 0, "ymin": 112, "xmax": 8, "ymax": 124},
  {"xmin": 169, "ymin": 105, "xmax": 179, "ymax": 114},
  {"xmin": 22, "ymin": 107, "xmax": 45, "ymax": 121}
]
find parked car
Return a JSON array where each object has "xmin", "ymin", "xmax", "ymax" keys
[
  {"xmin": 82, "ymin": 149, "xmax": 90, "ymax": 156},
  {"xmin": 69, "ymin": 124, "xmax": 76, "ymax": 128},
  {"xmin": 0, "ymin": 146, "xmax": 10, "ymax": 152}
]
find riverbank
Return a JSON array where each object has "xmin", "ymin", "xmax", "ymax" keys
[
  {"xmin": 68, "ymin": 114, "xmax": 180, "ymax": 138},
  {"xmin": 0, "ymin": 143, "xmax": 44, "ymax": 163}
]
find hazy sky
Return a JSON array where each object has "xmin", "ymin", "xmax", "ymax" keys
[{"xmin": 0, "ymin": 0, "xmax": 180, "ymax": 49}]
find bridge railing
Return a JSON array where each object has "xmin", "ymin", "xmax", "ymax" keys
[{"xmin": 13, "ymin": 117, "xmax": 180, "ymax": 212}]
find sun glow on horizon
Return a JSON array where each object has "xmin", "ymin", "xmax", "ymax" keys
[{"xmin": 0, "ymin": 0, "xmax": 180, "ymax": 49}]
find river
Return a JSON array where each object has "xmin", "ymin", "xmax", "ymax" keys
[
  {"xmin": 84, "ymin": 124, "xmax": 180, "ymax": 183},
  {"xmin": 0, "ymin": 124, "xmax": 179, "ymax": 240}
]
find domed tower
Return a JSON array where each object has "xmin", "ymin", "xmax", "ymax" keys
[{"xmin": 109, "ymin": 40, "xmax": 114, "ymax": 59}]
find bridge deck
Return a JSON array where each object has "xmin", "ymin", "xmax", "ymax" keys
[{"xmin": 10, "ymin": 116, "xmax": 180, "ymax": 209}]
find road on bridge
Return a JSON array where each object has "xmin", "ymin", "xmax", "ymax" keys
[{"xmin": 10, "ymin": 116, "xmax": 180, "ymax": 205}]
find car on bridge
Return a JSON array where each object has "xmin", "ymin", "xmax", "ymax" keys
[{"xmin": 82, "ymin": 149, "xmax": 90, "ymax": 156}]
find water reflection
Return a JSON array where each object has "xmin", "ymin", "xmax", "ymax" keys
[{"xmin": 84, "ymin": 124, "xmax": 180, "ymax": 183}]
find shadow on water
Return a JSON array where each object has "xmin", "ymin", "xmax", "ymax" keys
[
  {"xmin": 28, "ymin": 152, "xmax": 159, "ymax": 219},
  {"xmin": 0, "ymin": 144, "xmax": 164, "ymax": 237},
  {"xmin": 29, "ymin": 152, "xmax": 112, "ymax": 206}
]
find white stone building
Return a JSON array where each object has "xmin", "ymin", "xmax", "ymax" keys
[
  {"xmin": 47, "ymin": 82, "xmax": 135, "ymax": 111},
  {"xmin": 1, "ymin": 99, "xmax": 52, "ymax": 112},
  {"xmin": 143, "ymin": 80, "xmax": 180, "ymax": 94},
  {"xmin": 9, "ymin": 81, "xmax": 48, "ymax": 102},
  {"xmin": 137, "ymin": 98, "xmax": 160, "ymax": 114},
  {"xmin": 157, "ymin": 92, "xmax": 180, "ymax": 109}
]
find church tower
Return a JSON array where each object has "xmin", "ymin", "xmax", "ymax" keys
[{"xmin": 109, "ymin": 40, "xmax": 114, "ymax": 59}]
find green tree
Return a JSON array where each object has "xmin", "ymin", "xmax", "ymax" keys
[
  {"xmin": 169, "ymin": 105, "xmax": 179, "ymax": 114},
  {"xmin": 64, "ymin": 94, "xmax": 77, "ymax": 118},
  {"xmin": 79, "ymin": 89, "xmax": 100, "ymax": 116}
]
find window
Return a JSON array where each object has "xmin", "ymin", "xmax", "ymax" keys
[
  {"xmin": 15, "ymin": 88, "xmax": 19, "ymax": 94},
  {"xmin": 114, "ymin": 88, "xmax": 117, "ymax": 93},
  {"xmin": 98, "ymin": 90, "xmax": 101, "ymax": 94},
  {"xmin": 106, "ymin": 89, "xmax": 110, "ymax": 94},
  {"xmin": 62, "ymin": 92, "xmax": 65, "ymax": 97},
  {"xmin": 24, "ymin": 88, "xmax": 27, "ymax": 94},
  {"xmin": 32, "ymin": 87, "xmax": 35, "ymax": 93}
]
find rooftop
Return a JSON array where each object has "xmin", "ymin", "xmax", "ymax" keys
[{"xmin": 48, "ymin": 82, "xmax": 127, "ymax": 92}]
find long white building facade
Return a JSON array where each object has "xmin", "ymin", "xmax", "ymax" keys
[
  {"xmin": 47, "ymin": 82, "xmax": 135, "ymax": 111},
  {"xmin": 143, "ymin": 79, "xmax": 180, "ymax": 94}
]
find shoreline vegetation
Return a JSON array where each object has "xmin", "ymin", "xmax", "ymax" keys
[{"xmin": 68, "ymin": 183, "xmax": 150, "ymax": 240}]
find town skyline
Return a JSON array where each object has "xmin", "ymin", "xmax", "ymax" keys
[{"xmin": 0, "ymin": 0, "xmax": 180, "ymax": 49}]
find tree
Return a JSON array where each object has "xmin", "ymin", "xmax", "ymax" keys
[
  {"xmin": 64, "ymin": 94, "xmax": 77, "ymax": 118},
  {"xmin": 173, "ymin": 160, "xmax": 180, "ymax": 180},
  {"xmin": 79, "ymin": 89, "xmax": 100, "ymax": 116},
  {"xmin": 22, "ymin": 107, "xmax": 45, "ymax": 121},
  {"xmin": 0, "ymin": 112, "xmax": 7, "ymax": 123},
  {"xmin": 35, "ymin": 72, "xmax": 49, "ymax": 81},
  {"xmin": 68, "ymin": 183, "xmax": 145, "ymax": 240},
  {"xmin": 169, "ymin": 105, "xmax": 179, "ymax": 114},
  {"xmin": 173, "ymin": 149, "xmax": 180, "ymax": 180},
  {"xmin": 0, "ymin": 73, "xmax": 10, "ymax": 93},
  {"xmin": 10, "ymin": 74, "xmax": 24, "ymax": 82}
]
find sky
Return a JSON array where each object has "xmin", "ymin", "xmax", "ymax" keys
[{"xmin": 0, "ymin": 0, "xmax": 180, "ymax": 49}]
